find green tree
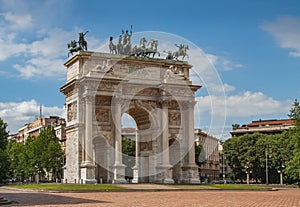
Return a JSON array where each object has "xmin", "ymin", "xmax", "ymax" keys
[
  {"xmin": 285, "ymin": 100, "xmax": 300, "ymax": 184},
  {"xmin": 24, "ymin": 136, "xmax": 42, "ymax": 179},
  {"xmin": 122, "ymin": 138, "xmax": 135, "ymax": 179},
  {"xmin": 223, "ymin": 132, "xmax": 293, "ymax": 184},
  {"xmin": 288, "ymin": 99, "xmax": 300, "ymax": 127},
  {"xmin": 7, "ymin": 126, "xmax": 64, "ymax": 182},
  {"xmin": 195, "ymin": 143, "xmax": 204, "ymax": 166},
  {"xmin": 7, "ymin": 141, "xmax": 27, "ymax": 181},
  {"xmin": 38, "ymin": 126, "xmax": 64, "ymax": 181},
  {"xmin": 45, "ymin": 140, "xmax": 64, "ymax": 181},
  {"xmin": 0, "ymin": 118, "xmax": 9, "ymax": 182},
  {"xmin": 223, "ymin": 136, "xmax": 244, "ymax": 182}
]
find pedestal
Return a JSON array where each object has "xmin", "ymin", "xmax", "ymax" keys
[
  {"xmin": 131, "ymin": 165, "xmax": 139, "ymax": 183},
  {"xmin": 181, "ymin": 164, "xmax": 200, "ymax": 184},
  {"xmin": 113, "ymin": 163, "xmax": 127, "ymax": 184},
  {"xmin": 156, "ymin": 165, "xmax": 175, "ymax": 184},
  {"xmin": 80, "ymin": 162, "xmax": 97, "ymax": 184}
]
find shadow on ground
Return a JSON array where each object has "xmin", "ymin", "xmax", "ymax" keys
[{"xmin": 0, "ymin": 192, "xmax": 109, "ymax": 206}]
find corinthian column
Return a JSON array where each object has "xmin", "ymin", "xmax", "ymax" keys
[
  {"xmin": 156, "ymin": 100, "xmax": 174, "ymax": 184},
  {"xmin": 162, "ymin": 101, "xmax": 171, "ymax": 166},
  {"xmin": 181, "ymin": 100, "xmax": 200, "ymax": 184},
  {"xmin": 112, "ymin": 96, "xmax": 127, "ymax": 183},
  {"xmin": 84, "ymin": 95, "xmax": 94, "ymax": 163}
]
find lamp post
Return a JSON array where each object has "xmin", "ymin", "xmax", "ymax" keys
[
  {"xmin": 278, "ymin": 164, "xmax": 285, "ymax": 185},
  {"xmin": 245, "ymin": 166, "xmax": 252, "ymax": 185},
  {"xmin": 265, "ymin": 147, "xmax": 268, "ymax": 185},
  {"xmin": 222, "ymin": 153, "xmax": 226, "ymax": 181}
]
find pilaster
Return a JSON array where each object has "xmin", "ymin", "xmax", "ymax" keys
[{"xmin": 80, "ymin": 94, "xmax": 97, "ymax": 184}]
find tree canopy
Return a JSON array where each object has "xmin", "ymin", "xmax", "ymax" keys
[
  {"xmin": 0, "ymin": 118, "xmax": 9, "ymax": 182},
  {"xmin": 224, "ymin": 100, "xmax": 300, "ymax": 184},
  {"xmin": 7, "ymin": 125, "xmax": 64, "ymax": 182}
]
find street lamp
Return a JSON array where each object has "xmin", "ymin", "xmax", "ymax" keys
[
  {"xmin": 265, "ymin": 147, "xmax": 269, "ymax": 185},
  {"xmin": 222, "ymin": 153, "xmax": 226, "ymax": 181},
  {"xmin": 278, "ymin": 164, "xmax": 285, "ymax": 185},
  {"xmin": 245, "ymin": 166, "xmax": 252, "ymax": 185}
]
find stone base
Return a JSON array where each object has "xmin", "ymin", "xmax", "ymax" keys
[
  {"xmin": 181, "ymin": 164, "xmax": 200, "ymax": 184},
  {"xmin": 132, "ymin": 165, "xmax": 139, "ymax": 183},
  {"xmin": 113, "ymin": 163, "xmax": 127, "ymax": 184},
  {"xmin": 112, "ymin": 178, "xmax": 128, "ymax": 184},
  {"xmin": 80, "ymin": 161, "xmax": 97, "ymax": 184},
  {"xmin": 162, "ymin": 178, "xmax": 175, "ymax": 184},
  {"xmin": 156, "ymin": 164, "xmax": 174, "ymax": 184},
  {"xmin": 83, "ymin": 179, "xmax": 98, "ymax": 184},
  {"xmin": 181, "ymin": 178, "xmax": 200, "ymax": 184}
]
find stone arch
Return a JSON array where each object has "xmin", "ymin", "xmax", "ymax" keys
[
  {"xmin": 123, "ymin": 104, "xmax": 158, "ymax": 183},
  {"xmin": 61, "ymin": 52, "xmax": 201, "ymax": 184}
]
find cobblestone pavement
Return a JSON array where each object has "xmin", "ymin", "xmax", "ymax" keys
[{"xmin": 0, "ymin": 187, "xmax": 299, "ymax": 207}]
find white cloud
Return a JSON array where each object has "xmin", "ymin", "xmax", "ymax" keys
[
  {"xmin": 226, "ymin": 91, "xmax": 291, "ymax": 117},
  {"xmin": 261, "ymin": 16, "xmax": 300, "ymax": 57},
  {"xmin": 194, "ymin": 91, "xmax": 291, "ymax": 139},
  {"xmin": 27, "ymin": 28, "xmax": 71, "ymax": 58},
  {"xmin": 196, "ymin": 91, "xmax": 290, "ymax": 118},
  {"xmin": 2, "ymin": 12, "xmax": 33, "ymax": 30},
  {"xmin": 14, "ymin": 57, "xmax": 66, "ymax": 79},
  {"xmin": 0, "ymin": 32, "xmax": 28, "ymax": 61},
  {"xmin": 0, "ymin": 9, "xmax": 102, "ymax": 79},
  {"xmin": 206, "ymin": 53, "xmax": 243, "ymax": 71},
  {"xmin": 0, "ymin": 99, "xmax": 65, "ymax": 133}
]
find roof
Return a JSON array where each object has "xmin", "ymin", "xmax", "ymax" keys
[{"xmin": 246, "ymin": 119, "xmax": 293, "ymax": 127}]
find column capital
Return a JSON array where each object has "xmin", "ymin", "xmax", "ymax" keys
[
  {"xmin": 181, "ymin": 100, "xmax": 196, "ymax": 110},
  {"xmin": 82, "ymin": 93, "xmax": 95, "ymax": 104},
  {"xmin": 111, "ymin": 96, "xmax": 123, "ymax": 106}
]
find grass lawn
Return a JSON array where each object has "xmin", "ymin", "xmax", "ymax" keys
[
  {"xmin": 8, "ymin": 183, "xmax": 125, "ymax": 191},
  {"xmin": 7, "ymin": 183, "xmax": 270, "ymax": 191}
]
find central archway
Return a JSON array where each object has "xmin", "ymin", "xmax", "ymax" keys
[{"xmin": 122, "ymin": 104, "xmax": 157, "ymax": 183}]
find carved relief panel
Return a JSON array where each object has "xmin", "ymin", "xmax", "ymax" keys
[
  {"xmin": 95, "ymin": 96, "xmax": 111, "ymax": 106},
  {"xmin": 95, "ymin": 108, "xmax": 110, "ymax": 124},
  {"xmin": 67, "ymin": 101, "xmax": 77, "ymax": 122},
  {"xmin": 169, "ymin": 111, "xmax": 181, "ymax": 126}
]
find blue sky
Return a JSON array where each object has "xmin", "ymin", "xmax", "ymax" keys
[{"xmin": 0, "ymin": 0, "xmax": 300, "ymax": 139}]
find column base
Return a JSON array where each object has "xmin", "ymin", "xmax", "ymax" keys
[
  {"xmin": 181, "ymin": 164, "xmax": 200, "ymax": 184},
  {"xmin": 155, "ymin": 164, "xmax": 174, "ymax": 184},
  {"xmin": 80, "ymin": 161, "xmax": 97, "ymax": 184},
  {"xmin": 113, "ymin": 163, "xmax": 127, "ymax": 184},
  {"xmin": 83, "ymin": 179, "xmax": 98, "ymax": 184},
  {"xmin": 131, "ymin": 165, "xmax": 139, "ymax": 183}
]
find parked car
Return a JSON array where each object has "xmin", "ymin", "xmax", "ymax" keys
[
  {"xmin": 224, "ymin": 179, "xmax": 234, "ymax": 184},
  {"xmin": 209, "ymin": 180, "xmax": 222, "ymax": 184}
]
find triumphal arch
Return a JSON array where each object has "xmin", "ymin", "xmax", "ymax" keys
[{"xmin": 61, "ymin": 32, "xmax": 201, "ymax": 184}]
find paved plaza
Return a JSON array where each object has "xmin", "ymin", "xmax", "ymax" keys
[{"xmin": 0, "ymin": 186, "xmax": 299, "ymax": 207}]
